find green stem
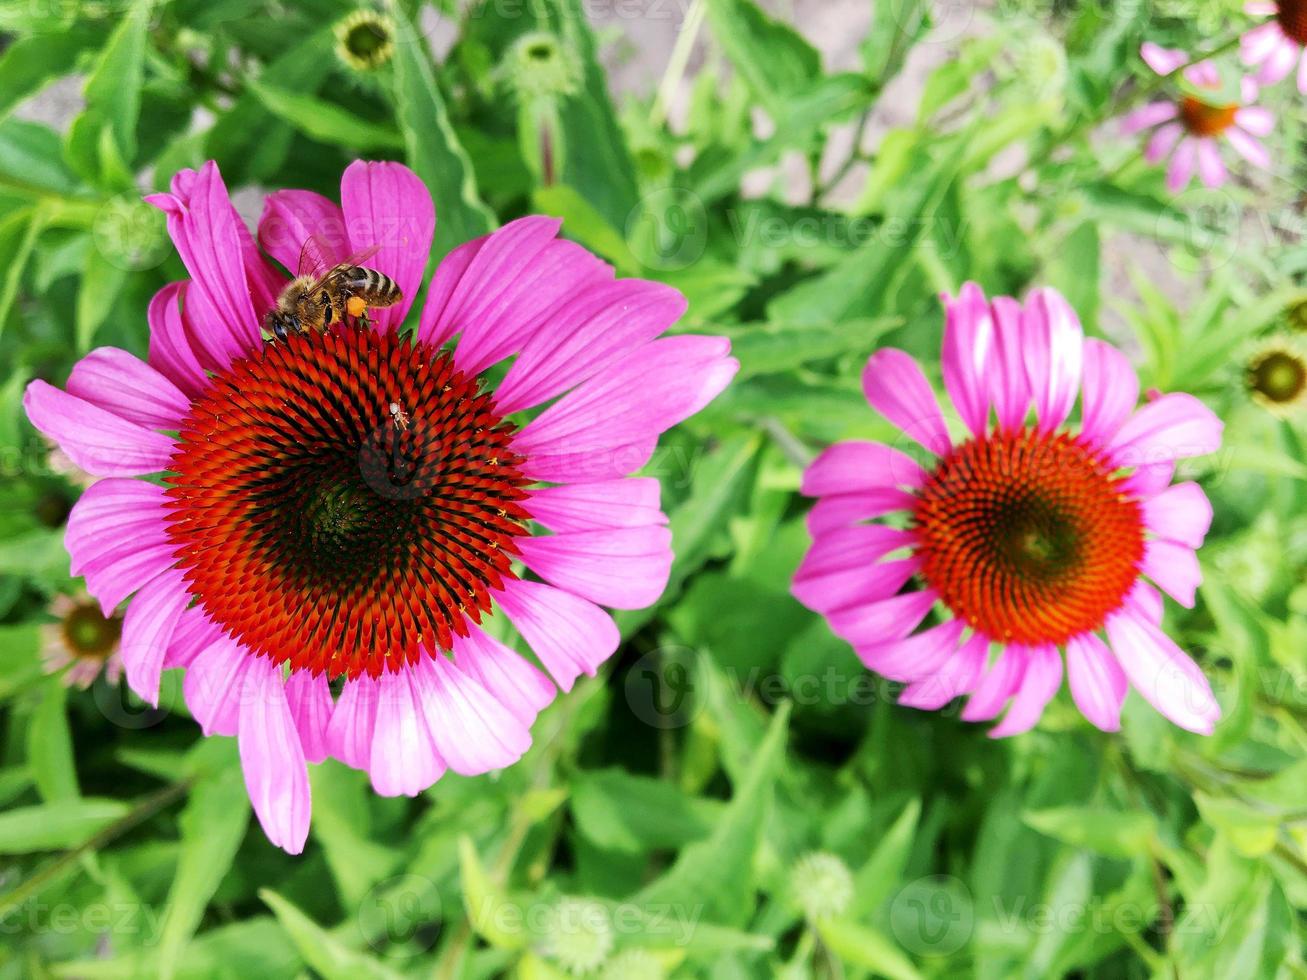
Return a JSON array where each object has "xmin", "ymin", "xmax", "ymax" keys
[{"xmin": 652, "ymin": 0, "xmax": 707, "ymax": 128}]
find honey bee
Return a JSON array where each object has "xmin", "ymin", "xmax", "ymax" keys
[{"xmin": 264, "ymin": 235, "xmax": 402, "ymax": 340}]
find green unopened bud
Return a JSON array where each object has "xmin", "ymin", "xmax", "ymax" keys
[
  {"xmin": 504, "ymin": 31, "xmax": 580, "ymax": 102},
  {"xmin": 537, "ymin": 898, "xmax": 614, "ymax": 975},
  {"xmin": 790, "ymin": 852, "xmax": 854, "ymax": 922},
  {"xmin": 1246, "ymin": 338, "xmax": 1307, "ymax": 416},
  {"xmin": 334, "ymin": 9, "xmax": 395, "ymax": 72}
]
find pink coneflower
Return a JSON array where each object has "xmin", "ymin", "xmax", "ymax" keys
[
  {"xmin": 41, "ymin": 593, "xmax": 124, "ymax": 689},
  {"xmin": 25, "ymin": 160, "xmax": 737, "ymax": 852},
  {"xmin": 793, "ymin": 283, "xmax": 1223, "ymax": 737},
  {"xmin": 1242, "ymin": 1, "xmax": 1307, "ymax": 91},
  {"xmin": 1122, "ymin": 43, "xmax": 1272, "ymax": 192}
]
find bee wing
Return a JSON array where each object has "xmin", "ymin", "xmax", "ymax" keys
[
  {"xmin": 334, "ymin": 243, "xmax": 382, "ymax": 269},
  {"xmin": 296, "ymin": 233, "xmax": 340, "ymax": 278}
]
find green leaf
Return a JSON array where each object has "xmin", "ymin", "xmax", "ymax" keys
[
  {"xmin": 459, "ymin": 835, "xmax": 529, "ymax": 951},
  {"xmin": 728, "ymin": 318, "xmax": 899, "ymax": 379},
  {"xmin": 0, "ymin": 118, "xmax": 81, "ymax": 195},
  {"xmin": 531, "ymin": 184, "xmax": 640, "ymax": 274},
  {"xmin": 571, "ymin": 769, "xmax": 717, "ymax": 854},
  {"xmin": 0, "ymin": 798, "xmax": 127, "ymax": 854},
  {"xmin": 704, "ymin": 0, "xmax": 821, "ymax": 116},
  {"xmin": 309, "ymin": 762, "xmax": 402, "ymax": 909},
  {"xmin": 0, "ymin": 27, "xmax": 99, "ymax": 126},
  {"xmin": 0, "ymin": 206, "xmax": 41, "ymax": 336},
  {"xmin": 634, "ymin": 702, "xmax": 790, "ymax": 925},
  {"xmin": 1022, "ymin": 807, "xmax": 1158, "ymax": 858},
  {"xmin": 391, "ymin": 6, "xmax": 496, "ymax": 261},
  {"xmin": 850, "ymin": 799, "xmax": 921, "ymax": 917},
  {"xmin": 75, "ymin": 244, "xmax": 128, "ymax": 352},
  {"xmin": 156, "ymin": 752, "xmax": 250, "ymax": 980},
  {"xmin": 27, "ymin": 679, "xmax": 79, "ymax": 802},
  {"xmin": 261, "ymin": 889, "xmax": 402, "ymax": 980},
  {"xmin": 246, "ymin": 78, "xmax": 406, "ymax": 152},
  {"xmin": 817, "ymin": 918, "xmax": 925, "ymax": 980}
]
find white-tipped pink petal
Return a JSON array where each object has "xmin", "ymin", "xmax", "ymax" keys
[
  {"xmin": 495, "ymin": 580, "xmax": 620, "ymax": 692},
  {"xmin": 119, "ymin": 567, "xmax": 190, "ymax": 707},
  {"xmin": 1110, "ymin": 392, "xmax": 1222, "ymax": 467},
  {"xmin": 1105, "ymin": 609, "xmax": 1219, "ymax": 734},
  {"xmin": 1066, "ymin": 633, "xmax": 1128, "ymax": 732},
  {"xmin": 941, "ymin": 282, "xmax": 995, "ymax": 436},
  {"xmin": 285, "ymin": 670, "xmax": 333, "ymax": 765},
  {"xmin": 325, "ymin": 674, "xmax": 379, "ymax": 772},
  {"xmin": 517, "ymin": 526, "xmax": 673, "ymax": 610},
  {"xmin": 452, "ymin": 624, "xmax": 556, "ymax": 726},
  {"xmin": 1141, "ymin": 539, "xmax": 1202, "ymax": 607},
  {"xmin": 1242, "ymin": 20, "xmax": 1285, "ymax": 65},
  {"xmin": 415, "ymin": 654, "xmax": 532, "ymax": 776},
  {"xmin": 861, "ymin": 350, "xmax": 951, "ymax": 454},
  {"xmin": 989, "ymin": 644, "xmax": 1062, "ymax": 738},
  {"xmin": 1022, "ymin": 288, "xmax": 1083, "ymax": 432},
  {"xmin": 238, "ymin": 658, "xmax": 311, "ymax": 854},
  {"xmin": 24, "ymin": 381, "xmax": 176, "ymax": 477},
  {"xmin": 1257, "ymin": 36, "xmax": 1299, "ymax": 85},
  {"xmin": 528, "ymin": 479, "xmax": 667, "ymax": 534},
  {"xmin": 1142, "ymin": 482, "xmax": 1213, "ymax": 548},
  {"xmin": 1234, "ymin": 104, "xmax": 1274, "ymax": 137},
  {"xmin": 858, "ymin": 619, "xmax": 965, "ymax": 684},
  {"xmin": 368, "ymin": 667, "xmax": 446, "ymax": 797},
  {"xmin": 898, "ymin": 632, "xmax": 989, "ymax": 710},
  {"xmin": 801, "ymin": 441, "xmax": 927, "ymax": 496}
]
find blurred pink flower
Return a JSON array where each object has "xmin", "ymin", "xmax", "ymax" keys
[
  {"xmin": 1242, "ymin": 0, "xmax": 1307, "ymax": 91},
  {"xmin": 41, "ymin": 593, "xmax": 124, "ymax": 689},
  {"xmin": 25, "ymin": 159, "xmax": 736, "ymax": 854},
  {"xmin": 1122, "ymin": 43, "xmax": 1272, "ymax": 192},
  {"xmin": 793, "ymin": 283, "xmax": 1223, "ymax": 737}
]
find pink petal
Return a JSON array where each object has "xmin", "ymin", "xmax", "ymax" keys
[
  {"xmin": 1105, "ymin": 608, "xmax": 1219, "ymax": 734},
  {"xmin": 1022, "ymin": 287, "xmax": 1083, "ymax": 432},
  {"xmin": 285, "ymin": 670, "xmax": 333, "ymax": 765},
  {"xmin": 64, "ymin": 479, "xmax": 175, "ymax": 616},
  {"xmin": 899, "ymin": 632, "xmax": 989, "ymax": 710},
  {"xmin": 1234, "ymin": 105, "xmax": 1274, "ymax": 137},
  {"xmin": 452, "ymin": 624, "xmax": 556, "ymax": 726},
  {"xmin": 527, "ymin": 479, "xmax": 666, "ymax": 533},
  {"xmin": 1142, "ymin": 482, "xmax": 1213, "ymax": 548},
  {"xmin": 800, "ymin": 441, "xmax": 926, "ymax": 497},
  {"xmin": 961, "ymin": 644, "xmax": 1025, "ymax": 722},
  {"xmin": 805, "ymin": 488, "xmax": 917, "ymax": 536},
  {"xmin": 1079, "ymin": 339, "xmax": 1139, "ymax": 446},
  {"xmin": 1298, "ymin": 50, "xmax": 1307, "ymax": 93},
  {"xmin": 990, "ymin": 296, "xmax": 1031, "ymax": 432},
  {"xmin": 416, "ymin": 234, "xmax": 489, "ymax": 348},
  {"xmin": 24, "ymin": 381, "xmax": 175, "ymax": 477},
  {"xmin": 514, "ymin": 336, "xmax": 738, "ymax": 482},
  {"xmin": 1109, "ymin": 393, "xmax": 1222, "ymax": 467},
  {"xmin": 339, "ymin": 160, "xmax": 434, "ymax": 331},
  {"xmin": 1141, "ymin": 42, "xmax": 1189, "ymax": 76},
  {"xmin": 1183, "ymin": 61, "xmax": 1222, "ymax": 88},
  {"xmin": 989, "ymin": 644, "xmax": 1062, "ymax": 737},
  {"xmin": 184, "ymin": 636, "xmax": 255, "ymax": 737},
  {"xmin": 238, "ymin": 657, "xmax": 312, "ymax": 854},
  {"xmin": 1066, "ymin": 633, "xmax": 1128, "ymax": 732},
  {"xmin": 827, "ymin": 590, "xmax": 937, "ymax": 648},
  {"xmin": 1195, "ymin": 140, "xmax": 1228, "ymax": 189},
  {"xmin": 858, "ymin": 618, "xmax": 965, "ymax": 684},
  {"xmin": 165, "ymin": 605, "xmax": 226, "ymax": 670},
  {"xmin": 1243, "ymin": 20, "xmax": 1284, "ymax": 63},
  {"xmin": 1121, "ymin": 101, "xmax": 1179, "ymax": 135},
  {"xmin": 494, "ymin": 579, "xmax": 619, "ymax": 692},
  {"xmin": 1144, "ymin": 122, "xmax": 1184, "ymax": 164},
  {"xmin": 940, "ymin": 282, "xmax": 995, "ymax": 436},
  {"xmin": 494, "ymin": 279, "xmax": 688, "ymax": 414},
  {"xmin": 1141, "ymin": 538, "xmax": 1201, "ymax": 607},
  {"xmin": 257, "ymin": 188, "xmax": 347, "ymax": 275},
  {"xmin": 147, "ymin": 282, "xmax": 208, "ymax": 399},
  {"xmin": 1245, "ymin": 2, "xmax": 1278, "ymax": 17},
  {"xmin": 1120, "ymin": 458, "xmax": 1177, "ymax": 498},
  {"xmin": 414, "ymin": 654, "xmax": 532, "ymax": 776},
  {"xmin": 119, "ymin": 567, "xmax": 190, "ymax": 707},
  {"xmin": 1125, "ymin": 580, "xmax": 1166, "ymax": 623},
  {"xmin": 66, "ymin": 347, "xmax": 191, "ymax": 430},
  {"xmin": 861, "ymin": 350, "xmax": 951, "ymax": 455},
  {"xmin": 1226, "ymin": 127, "xmax": 1271, "ymax": 168},
  {"xmin": 794, "ymin": 556, "xmax": 920, "ymax": 617},
  {"xmin": 1257, "ymin": 37, "xmax": 1299, "ymax": 84},
  {"xmin": 794, "ymin": 526, "xmax": 916, "ymax": 589},
  {"xmin": 325, "ymin": 674, "xmax": 379, "ymax": 771},
  {"xmin": 143, "ymin": 162, "xmax": 265, "ymax": 357},
  {"xmin": 1167, "ymin": 138, "xmax": 1197, "ymax": 192},
  {"xmin": 517, "ymin": 526, "xmax": 673, "ymax": 610},
  {"xmin": 368, "ymin": 666, "xmax": 446, "ymax": 796}
]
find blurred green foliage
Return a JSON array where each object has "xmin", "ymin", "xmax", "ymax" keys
[{"xmin": 0, "ymin": 0, "xmax": 1304, "ymax": 977}]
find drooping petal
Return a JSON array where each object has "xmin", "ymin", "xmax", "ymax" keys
[
  {"xmin": 1242, "ymin": 21, "xmax": 1285, "ymax": 65},
  {"xmin": 494, "ymin": 279, "xmax": 688, "ymax": 414},
  {"xmin": 1079, "ymin": 338, "xmax": 1139, "ymax": 445},
  {"xmin": 368, "ymin": 666, "xmax": 446, "ymax": 796},
  {"xmin": 800, "ymin": 441, "xmax": 926, "ymax": 497},
  {"xmin": 1195, "ymin": 139, "xmax": 1228, "ymax": 189},
  {"xmin": 1109, "ymin": 392, "xmax": 1222, "ymax": 467},
  {"xmin": 514, "ymin": 336, "xmax": 737, "ymax": 482},
  {"xmin": 527, "ymin": 479, "xmax": 666, "ymax": 533},
  {"xmin": 961, "ymin": 645, "xmax": 1025, "ymax": 722},
  {"xmin": 339, "ymin": 160, "xmax": 435, "ymax": 331},
  {"xmin": 898, "ymin": 631, "xmax": 989, "ymax": 710},
  {"xmin": 858, "ymin": 618, "xmax": 966, "ymax": 684},
  {"xmin": 119, "ymin": 567, "xmax": 190, "ymax": 707},
  {"xmin": 1022, "ymin": 287, "xmax": 1083, "ymax": 432},
  {"xmin": 1257, "ymin": 36, "xmax": 1299, "ymax": 85},
  {"xmin": 65, "ymin": 478, "xmax": 170, "ymax": 577},
  {"xmin": 165, "ymin": 605, "xmax": 226, "ymax": 670},
  {"xmin": 1141, "ymin": 538, "xmax": 1202, "ymax": 607},
  {"xmin": 413, "ymin": 654, "xmax": 532, "ymax": 776},
  {"xmin": 1141, "ymin": 42, "xmax": 1189, "ymax": 76},
  {"xmin": 1121, "ymin": 101, "xmax": 1179, "ymax": 135},
  {"xmin": 66, "ymin": 347, "xmax": 191, "ymax": 430},
  {"xmin": 1125, "ymin": 580, "xmax": 1166, "ymax": 623},
  {"xmin": 988, "ymin": 644, "xmax": 1062, "ymax": 737},
  {"xmin": 517, "ymin": 526, "xmax": 673, "ymax": 610},
  {"xmin": 147, "ymin": 282, "xmax": 208, "ymax": 399},
  {"xmin": 826, "ymin": 590, "xmax": 937, "ymax": 648},
  {"xmin": 258, "ymin": 188, "xmax": 347, "ymax": 275},
  {"xmin": 325, "ymin": 674, "xmax": 379, "ymax": 771},
  {"xmin": 1144, "ymin": 122, "xmax": 1184, "ymax": 164},
  {"xmin": 1105, "ymin": 608, "xmax": 1220, "ymax": 734},
  {"xmin": 24, "ymin": 381, "xmax": 176, "ymax": 477},
  {"xmin": 1234, "ymin": 105, "xmax": 1273, "ymax": 137},
  {"xmin": 452, "ymin": 624, "xmax": 556, "ymax": 726},
  {"xmin": 184, "ymin": 636, "xmax": 255, "ymax": 737},
  {"xmin": 285, "ymin": 670, "xmax": 333, "ymax": 765},
  {"xmin": 861, "ymin": 349, "xmax": 951, "ymax": 454},
  {"xmin": 494, "ymin": 580, "xmax": 619, "ymax": 692},
  {"xmin": 238, "ymin": 657, "xmax": 312, "ymax": 854},
  {"xmin": 940, "ymin": 282, "xmax": 995, "ymax": 436},
  {"xmin": 1224, "ymin": 127, "xmax": 1271, "ymax": 169},
  {"xmin": 1167, "ymin": 138, "xmax": 1197, "ymax": 192},
  {"xmin": 1066, "ymin": 632, "xmax": 1128, "ymax": 732},
  {"xmin": 1141, "ymin": 482, "xmax": 1213, "ymax": 548}
]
